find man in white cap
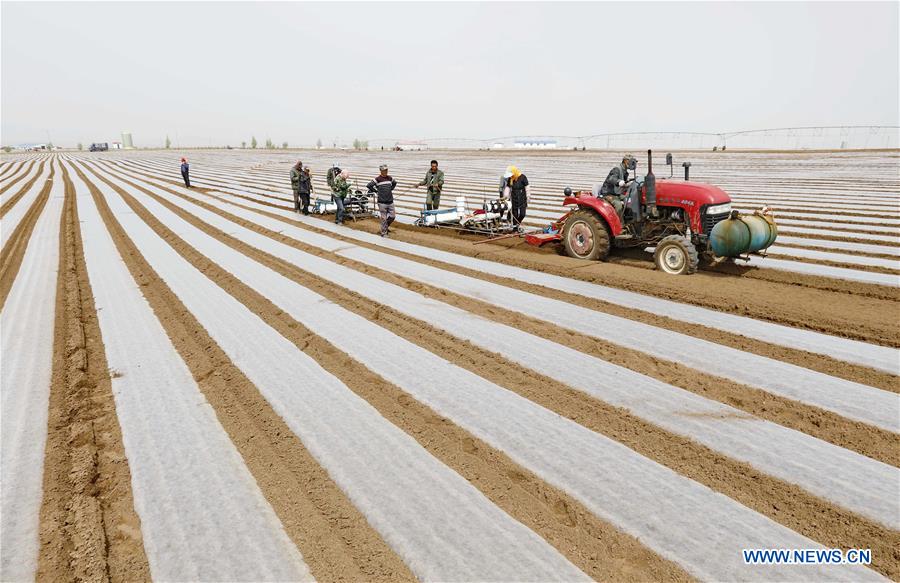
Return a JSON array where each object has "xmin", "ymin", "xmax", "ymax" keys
[
  {"xmin": 331, "ymin": 169, "xmax": 351, "ymax": 224},
  {"xmin": 367, "ymin": 164, "xmax": 397, "ymax": 237}
]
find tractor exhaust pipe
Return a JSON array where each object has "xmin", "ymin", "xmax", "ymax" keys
[
  {"xmin": 645, "ymin": 149, "xmax": 657, "ymax": 214},
  {"xmin": 683, "ymin": 161, "xmax": 692, "ymax": 181}
]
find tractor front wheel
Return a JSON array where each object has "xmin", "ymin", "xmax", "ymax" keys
[
  {"xmin": 654, "ymin": 235, "xmax": 699, "ymax": 275},
  {"xmin": 563, "ymin": 210, "xmax": 611, "ymax": 261}
]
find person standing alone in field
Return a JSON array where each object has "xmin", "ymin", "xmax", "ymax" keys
[
  {"xmin": 416, "ymin": 159, "xmax": 444, "ymax": 210},
  {"xmin": 290, "ymin": 161, "xmax": 312, "ymax": 215},
  {"xmin": 180, "ymin": 157, "xmax": 191, "ymax": 188},
  {"xmin": 368, "ymin": 164, "xmax": 397, "ymax": 237},
  {"xmin": 499, "ymin": 165, "xmax": 529, "ymax": 229}
]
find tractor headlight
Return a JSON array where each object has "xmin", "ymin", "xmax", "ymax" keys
[{"xmin": 706, "ymin": 203, "xmax": 732, "ymax": 215}]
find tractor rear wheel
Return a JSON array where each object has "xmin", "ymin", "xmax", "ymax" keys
[
  {"xmin": 654, "ymin": 235, "xmax": 699, "ymax": 275},
  {"xmin": 563, "ymin": 210, "xmax": 610, "ymax": 261}
]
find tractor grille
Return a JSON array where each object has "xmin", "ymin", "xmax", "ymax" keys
[{"xmin": 701, "ymin": 211, "xmax": 730, "ymax": 234}]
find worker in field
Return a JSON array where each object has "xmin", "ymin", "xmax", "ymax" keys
[
  {"xmin": 415, "ymin": 159, "xmax": 445, "ymax": 210},
  {"xmin": 599, "ymin": 154, "xmax": 636, "ymax": 218},
  {"xmin": 499, "ymin": 165, "xmax": 529, "ymax": 229},
  {"xmin": 326, "ymin": 165, "xmax": 341, "ymax": 189},
  {"xmin": 331, "ymin": 169, "xmax": 351, "ymax": 225},
  {"xmin": 180, "ymin": 157, "xmax": 191, "ymax": 188},
  {"xmin": 290, "ymin": 161, "xmax": 313, "ymax": 215},
  {"xmin": 367, "ymin": 164, "xmax": 397, "ymax": 237},
  {"xmin": 600, "ymin": 154, "xmax": 657, "ymax": 219}
]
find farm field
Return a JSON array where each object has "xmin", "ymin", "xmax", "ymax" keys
[{"xmin": 1, "ymin": 149, "xmax": 898, "ymax": 582}]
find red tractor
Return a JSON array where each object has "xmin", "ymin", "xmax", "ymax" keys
[{"xmin": 526, "ymin": 150, "xmax": 737, "ymax": 275}]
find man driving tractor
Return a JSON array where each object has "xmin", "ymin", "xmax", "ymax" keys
[
  {"xmin": 600, "ymin": 154, "xmax": 658, "ymax": 219},
  {"xmin": 599, "ymin": 154, "xmax": 636, "ymax": 218}
]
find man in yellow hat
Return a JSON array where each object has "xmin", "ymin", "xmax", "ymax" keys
[{"xmin": 499, "ymin": 165, "xmax": 529, "ymax": 229}]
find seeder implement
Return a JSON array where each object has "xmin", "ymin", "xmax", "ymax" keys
[
  {"xmin": 414, "ymin": 195, "xmax": 521, "ymax": 237},
  {"xmin": 313, "ymin": 187, "xmax": 376, "ymax": 221}
]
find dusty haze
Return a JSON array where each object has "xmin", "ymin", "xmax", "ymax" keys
[{"xmin": 2, "ymin": 1, "xmax": 898, "ymax": 147}]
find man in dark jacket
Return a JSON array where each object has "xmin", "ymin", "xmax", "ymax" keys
[
  {"xmin": 180, "ymin": 157, "xmax": 191, "ymax": 188},
  {"xmin": 499, "ymin": 165, "xmax": 529, "ymax": 229},
  {"xmin": 367, "ymin": 164, "xmax": 397, "ymax": 237},
  {"xmin": 599, "ymin": 154, "xmax": 637, "ymax": 217},
  {"xmin": 290, "ymin": 161, "xmax": 313, "ymax": 215},
  {"xmin": 416, "ymin": 159, "xmax": 445, "ymax": 210}
]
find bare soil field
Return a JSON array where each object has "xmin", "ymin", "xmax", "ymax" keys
[{"xmin": 1, "ymin": 149, "xmax": 897, "ymax": 582}]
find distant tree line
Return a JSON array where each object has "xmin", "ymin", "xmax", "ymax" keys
[{"xmin": 129, "ymin": 135, "xmax": 367, "ymax": 150}]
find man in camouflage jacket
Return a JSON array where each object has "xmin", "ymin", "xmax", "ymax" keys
[
  {"xmin": 416, "ymin": 160, "xmax": 445, "ymax": 210},
  {"xmin": 331, "ymin": 170, "xmax": 351, "ymax": 224},
  {"xmin": 290, "ymin": 161, "xmax": 313, "ymax": 215}
]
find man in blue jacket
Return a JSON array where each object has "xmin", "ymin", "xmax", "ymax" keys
[{"xmin": 180, "ymin": 157, "xmax": 191, "ymax": 188}]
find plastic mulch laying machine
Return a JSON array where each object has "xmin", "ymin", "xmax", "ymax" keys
[{"xmin": 414, "ymin": 196, "xmax": 518, "ymax": 237}]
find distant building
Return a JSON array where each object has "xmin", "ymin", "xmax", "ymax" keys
[
  {"xmin": 491, "ymin": 143, "xmax": 505, "ymax": 150},
  {"xmin": 395, "ymin": 141, "xmax": 427, "ymax": 151},
  {"xmin": 122, "ymin": 132, "xmax": 134, "ymax": 149},
  {"xmin": 111, "ymin": 142, "xmax": 123, "ymax": 150},
  {"xmin": 15, "ymin": 143, "xmax": 49, "ymax": 151},
  {"xmin": 514, "ymin": 140, "xmax": 558, "ymax": 149}
]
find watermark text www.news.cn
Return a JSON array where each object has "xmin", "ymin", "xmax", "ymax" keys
[{"xmin": 743, "ymin": 548, "xmax": 872, "ymax": 565}]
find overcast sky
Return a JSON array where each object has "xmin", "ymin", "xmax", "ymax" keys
[{"xmin": 2, "ymin": 1, "xmax": 897, "ymax": 147}]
